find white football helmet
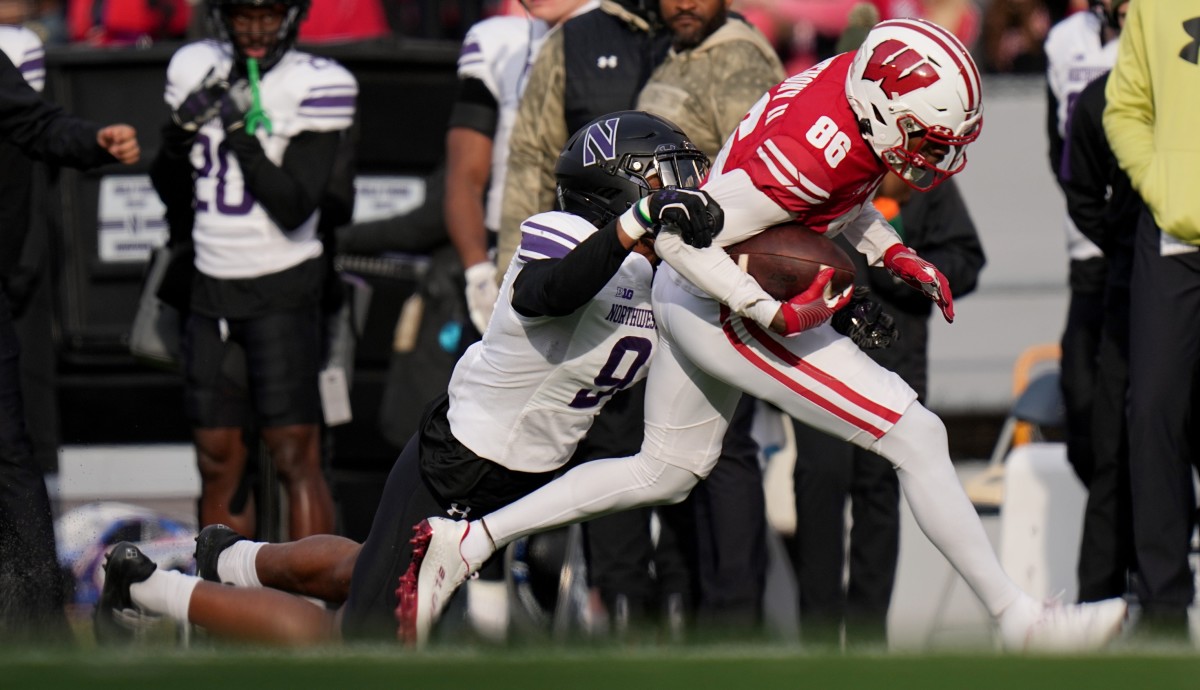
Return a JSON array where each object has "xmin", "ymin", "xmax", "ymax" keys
[{"xmin": 845, "ymin": 18, "xmax": 983, "ymax": 190}]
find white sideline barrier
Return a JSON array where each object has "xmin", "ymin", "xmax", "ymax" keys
[
  {"xmin": 47, "ymin": 444, "xmax": 200, "ymax": 518},
  {"xmin": 999, "ymin": 442, "xmax": 1087, "ymax": 603}
]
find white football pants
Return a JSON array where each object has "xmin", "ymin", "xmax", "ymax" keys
[{"xmin": 483, "ymin": 268, "xmax": 1024, "ymax": 618}]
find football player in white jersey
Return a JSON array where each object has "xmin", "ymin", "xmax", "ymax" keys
[
  {"xmin": 448, "ymin": 0, "xmax": 598, "ymax": 336},
  {"xmin": 408, "ymin": 18, "xmax": 1130, "ymax": 653},
  {"xmin": 0, "ymin": 22, "xmax": 43, "ymax": 93},
  {"xmin": 149, "ymin": 0, "xmax": 356, "ymax": 542},
  {"xmin": 94, "ymin": 111, "xmax": 721, "ymax": 645},
  {"xmin": 445, "ymin": 0, "xmax": 596, "ymax": 638}
]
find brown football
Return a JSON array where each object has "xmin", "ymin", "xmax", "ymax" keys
[{"xmin": 726, "ymin": 222, "xmax": 856, "ymax": 301}]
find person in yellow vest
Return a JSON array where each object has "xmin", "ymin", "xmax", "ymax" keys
[{"xmin": 1103, "ymin": 0, "xmax": 1200, "ymax": 643}]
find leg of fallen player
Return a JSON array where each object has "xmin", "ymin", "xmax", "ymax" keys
[
  {"xmin": 187, "ymin": 583, "xmax": 339, "ymax": 645},
  {"xmin": 96, "ymin": 542, "xmax": 339, "ymax": 646},
  {"xmin": 196, "ymin": 523, "xmax": 361, "ymax": 604}
]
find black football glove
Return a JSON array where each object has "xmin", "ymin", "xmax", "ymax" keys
[
  {"xmin": 830, "ymin": 286, "xmax": 899, "ymax": 350},
  {"xmin": 172, "ymin": 67, "xmax": 229, "ymax": 132},
  {"xmin": 630, "ymin": 188, "xmax": 724, "ymax": 249},
  {"xmin": 219, "ymin": 80, "xmax": 253, "ymax": 133}
]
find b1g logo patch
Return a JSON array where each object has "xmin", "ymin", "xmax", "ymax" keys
[
  {"xmin": 582, "ymin": 117, "xmax": 620, "ymax": 167},
  {"xmin": 862, "ymin": 39, "xmax": 940, "ymax": 97}
]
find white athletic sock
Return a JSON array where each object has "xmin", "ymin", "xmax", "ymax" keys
[
  {"xmin": 481, "ymin": 452, "xmax": 697, "ymax": 550},
  {"xmin": 876, "ymin": 403, "xmax": 1024, "ymax": 618},
  {"xmin": 129, "ymin": 569, "xmax": 200, "ymax": 623},
  {"xmin": 216, "ymin": 541, "xmax": 264, "ymax": 588},
  {"xmin": 460, "ymin": 521, "xmax": 495, "ymax": 568}
]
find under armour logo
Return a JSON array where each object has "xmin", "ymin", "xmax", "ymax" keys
[
  {"xmin": 1181, "ymin": 17, "xmax": 1200, "ymax": 64},
  {"xmin": 597, "ymin": 55, "xmax": 618, "ymax": 69},
  {"xmin": 447, "ymin": 503, "xmax": 471, "ymax": 519}
]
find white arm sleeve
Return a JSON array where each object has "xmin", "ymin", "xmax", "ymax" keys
[
  {"xmin": 654, "ymin": 230, "xmax": 782, "ymax": 327},
  {"xmin": 833, "ymin": 201, "xmax": 904, "ymax": 267}
]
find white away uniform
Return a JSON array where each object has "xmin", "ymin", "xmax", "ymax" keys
[
  {"xmin": 0, "ymin": 25, "xmax": 44, "ymax": 93},
  {"xmin": 163, "ymin": 40, "xmax": 357, "ymax": 279},
  {"xmin": 448, "ymin": 210, "xmax": 657, "ymax": 473},
  {"xmin": 1045, "ymin": 10, "xmax": 1117, "ymax": 261},
  {"xmin": 456, "ymin": 15, "xmax": 549, "ymax": 233}
]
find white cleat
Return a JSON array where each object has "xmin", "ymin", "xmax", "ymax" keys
[
  {"xmin": 1003, "ymin": 597, "xmax": 1128, "ymax": 653},
  {"xmin": 395, "ymin": 517, "xmax": 474, "ymax": 648}
]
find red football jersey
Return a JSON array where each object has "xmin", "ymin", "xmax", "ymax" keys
[{"xmin": 707, "ymin": 52, "xmax": 887, "ymax": 236}]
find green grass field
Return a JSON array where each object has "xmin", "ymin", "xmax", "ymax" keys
[{"xmin": 5, "ymin": 644, "xmax": 1200, "ymax": 690}]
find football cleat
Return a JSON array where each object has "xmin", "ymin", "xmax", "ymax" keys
[
  {"xmin": 1002, "ymin": 597, "xmax": 1128, "ymax": 653},
  {"xmin": 395, "ymin": 517, "xmax": 474, "ymax": 647},
  {"xmin": 193, "ymin": 523, "xmax": 247, "ymax": 583},
  {"xmin": 93, "ymin": 542, "xmax": 158, "ymax": 645}
]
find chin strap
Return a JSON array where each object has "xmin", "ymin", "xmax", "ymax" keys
[{"xmin": 244, "ymin": 58, "xmax": 273, "ymax": 135}]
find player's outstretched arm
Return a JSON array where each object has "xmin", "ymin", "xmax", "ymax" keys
[{"xmin": 511, "ymin": 216, "xmax": 636, "ymax": 318}]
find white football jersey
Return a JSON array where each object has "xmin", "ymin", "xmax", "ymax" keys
[
  {"xmin": 1045, "ymin": 10, "xmax": 1116, "ymax": 261},
  {"xmin": 1046, "ymin": 11, "xmax": 1117, "ymax": 139},
  {"xmin": 0, "ymin": 25, "xmax": 44, "ymax": 92},
  {"xmin": 447, "ymin": 211, "xmax": 657, "ymax": 473},
  {"xmin": 164, "ymin": 40, "xmax": 358, "ymax": 279},
  {"xmin": 457, "ymin": 16, "xmax": 548, "ymax": 232}
]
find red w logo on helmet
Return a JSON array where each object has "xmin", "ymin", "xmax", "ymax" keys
[{"xmin": 861, "ymin": 39, "xmax": 940, "ymax": 97}]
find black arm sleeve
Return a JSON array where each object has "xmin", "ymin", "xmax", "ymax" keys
[
  {"xmin": 149, "ymin": 120, "xmax": 198, "ymax": 248},
  {"xmin": 447, "ymin": 77, "xmax": 499, "ymax": 138},
  {"xmin": 1062, "ymin": 75, "xmax": 1110, "ymax": 250},
  {"xmin": 511, "ymin": 219, "xmax": 630, "ymax": 318},
  {"xmin": 223, "ymin": 127, "xmax": 342, "ymax": 231},
  {"xmin": 0, "ymin": 50, "xmax": 111, "ymax": 168}
]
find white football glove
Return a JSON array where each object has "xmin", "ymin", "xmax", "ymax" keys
[{"xmin": 464, "ymin": 261, "xmax": 499, "ymax": 335}]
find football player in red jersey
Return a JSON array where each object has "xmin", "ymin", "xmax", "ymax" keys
[{"xmin": 407, "ymin": 18, "xmax": 1131, "ymax": 653}]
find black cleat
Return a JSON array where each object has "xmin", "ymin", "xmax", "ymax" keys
[
  {"xmin": 93, "ymin": 542, "xmax": 157, "ymax": 645},
  {"xmin": 194, "ymin": 523, "xmax": 247, "ymax": 583}
]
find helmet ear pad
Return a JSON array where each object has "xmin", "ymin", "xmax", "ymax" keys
[{"xmin": 555, "ymin": 110, "xmax": 710, "ymax": 227}]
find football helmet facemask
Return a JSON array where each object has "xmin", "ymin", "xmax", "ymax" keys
[
  {"xmin": 845, "ymin": 18, "xmax": 983, "ymax": 191},
  {"xmin": 555, "ymin": 110, "xmax": 709, "ymax": 228},
  {"xmin": 207, "ymin": 0, "xmax": 310, "ymax": 71}
]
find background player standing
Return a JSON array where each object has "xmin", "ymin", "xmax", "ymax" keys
[{"xmin": 150, "ymin": 0, "xmax": 356, "ymax": 540}]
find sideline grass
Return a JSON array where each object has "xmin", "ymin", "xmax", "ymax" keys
[{"xmin": 4, "ymin": 646, "xmax": 1199, "ymax": 690}]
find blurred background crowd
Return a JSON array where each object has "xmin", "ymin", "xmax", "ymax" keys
[{"xmin": 2, "ymin": 0, "xmax": 1084, "ymax": 75}]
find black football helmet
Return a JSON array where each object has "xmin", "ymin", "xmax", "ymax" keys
[
  {"xmin": 555, "ymin": 111, "xmax": 709, "ymax": 227},
  {"xmin": 207, "ymin": 0, "xmax": 310, "ymax": 71}
]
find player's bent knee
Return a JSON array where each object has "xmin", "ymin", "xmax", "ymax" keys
[
  {"xmin": 874, "ymin": 402, "xmax": 948, "ymax": 470},
  {"xmin": 632, "ymin": 452, "xmax": 699, "ymax": 506}
]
